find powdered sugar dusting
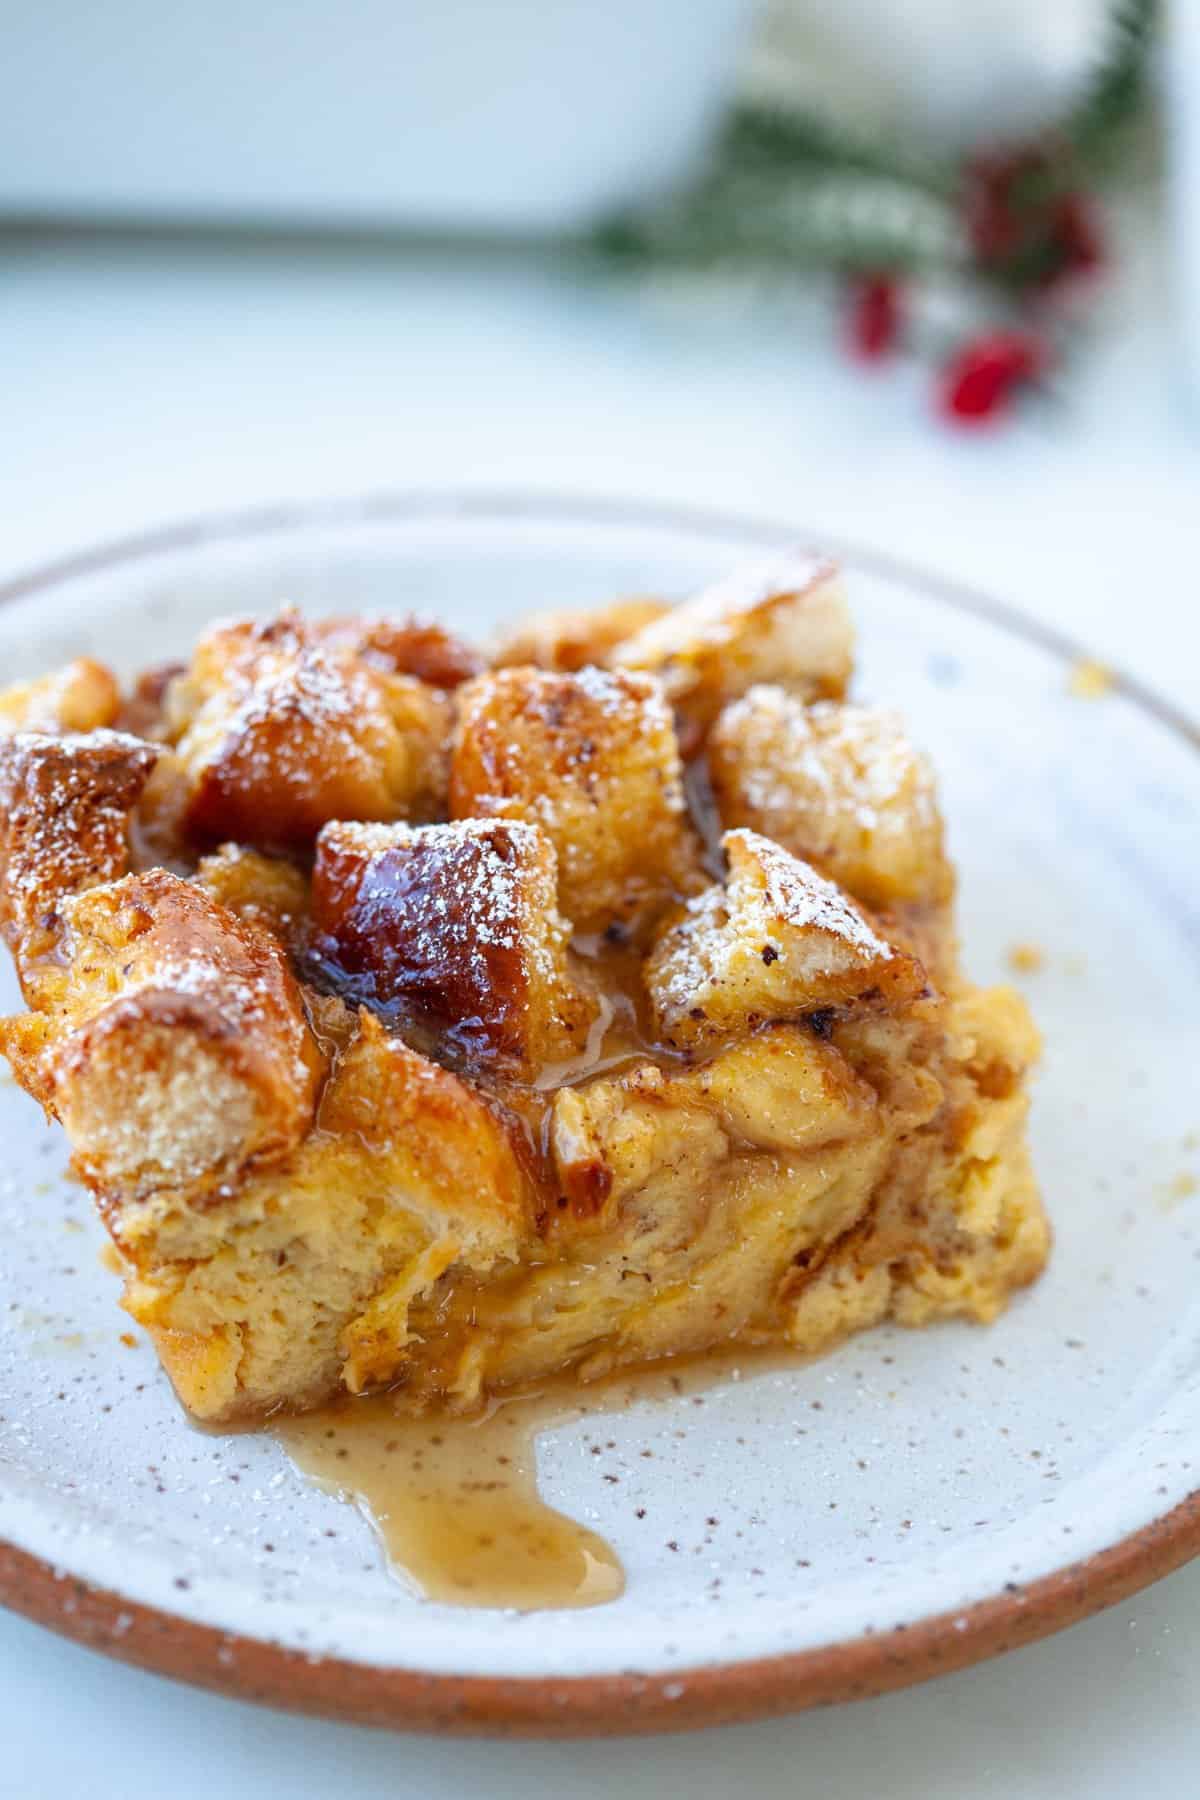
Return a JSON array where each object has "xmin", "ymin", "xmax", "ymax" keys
[
  {"xmin": 726, "ymin": 830, "xmax": 893, "ymax": 961},
  {"xmin": 645, "ymin": 827, "xmax": 917, "ymax": 1044},
  {"xmin": 313, "ymin": 817, "xmax": 590, "ymax": 1072},
  {"xmin": 0, "ymin": 731, "xmax": 158, "ymax": 939},
  {"xmin": 726, "ymin": 688, "xmax": 936, "ymax": 837},
  {"xmin": 618, "ymin": 552, "xmax": 831, "ymax": 663},
  {"xmin": 185, "ymin": 616, "xmax": 376, "ymax": 797},
  {"xmin": 61, "ymin": 867, "xmax": 318, "ymax": 1103},
  {"xmin": 326, "ymin": 818, "xmax": 546, "ymax": 957},
  {"xmin": 409, "ymin": 819, "xmax": 542, "ymax": 957},
  {"xmin": 0, "ymin": 661, "xmax": 114, "ymax": 736}
]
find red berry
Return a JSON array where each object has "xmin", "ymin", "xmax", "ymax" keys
[
  {"xmin": 844, "ymin": 274, "xmax": 903, "ymax": 361},
  {"xmin": 963, "ymin": 147, "xmax": 1105, "ymax": 295},
  {"xmin": 1042, "ymin": 192, "xmax": 1105, "ymax": 288},
  {"xmin": 937, "ymin": 331, "xmax": 1048, "ymax": 425},
  {"xmin": 964, "ymin": 149, "xmax": 1050, "ymax": 266}
]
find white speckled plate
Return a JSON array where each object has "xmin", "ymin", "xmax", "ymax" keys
[{"xmin": 0, "ymin": 494, "xmax": 1198, "ymax": 1736}]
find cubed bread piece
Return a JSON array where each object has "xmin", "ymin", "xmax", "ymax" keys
[
  {"xmin": 312, "ymin": 818, "xmax": 597, "ymax": 1077},
  {"xmin": 646, "ymin": 827, "xmax": 926, "ymax": 1049},
  {"xmin": 118, "ymin": 662, "xmax": 186, "ymax": 740},
  {"xmin": 449, "ymin": 665, "xmax": 701, "ymax": 931},
  {"xmin": 611, "ymin": 552, "xmax": 854, "ymax": 736},
  {"xmin": 0, "ymin": 730, "xmax": 158, "ymax": 968},
  {"xmin": 315, "ymin": 614, "xmax": 484, "ymax": 688},
  {"xmin": 0, "ymin": 658, "xmax": 121, "ymax": 737},
  {"xmin": 193, "ymin": 842, "xmax": 312, "ymax": 954},
  {"xmin": 492, "ymin": 596, "xmax": 670, "ymax": 673},
  {"xmin": 318, "ymin": 1012, "xmax": 532, "ymax": 1245},
  {"xmin": 163, "ymin": 610, "xmax": 452, "ymax": 848},
  {"xmin": 709, "ymin": 687, "xmax": 952, "ymax": 907},
  {"xmin": 0, "ymin": 867, "xmax": 323, "ymax": 1203}
]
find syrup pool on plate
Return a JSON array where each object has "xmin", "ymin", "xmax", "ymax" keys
[
  {"xmin": 272, "ymin": 1348, "xmax": 801, "ymax": 1612},
  {"xmin": 273, "ymin": 1387, "xmax": 625, "ymax": 1610}
]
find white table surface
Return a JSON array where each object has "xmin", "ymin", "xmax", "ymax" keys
[{"xmin": 2, "ymin": 222, "xmax": 1198, "ymax": 1799}]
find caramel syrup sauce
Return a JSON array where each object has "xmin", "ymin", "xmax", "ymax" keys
[
  {"xmin": 271, "ymin": 1346, "xmax": 801, "ymax": 1612},
  {"xmin": 496, "ymin": 926, "xmax": 687, "ymax": 1181},
  {"xmin": 273, "ymin": 1387, "xmax": 624, "ymax": 1611}
]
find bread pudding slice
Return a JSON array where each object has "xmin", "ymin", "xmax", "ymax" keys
[{"xmin": 0, "ymin": 561, "xmax": 1048, "ymax": 1424}]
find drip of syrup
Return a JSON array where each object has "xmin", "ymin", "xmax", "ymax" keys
[
  {"xmin": 273, "ymin": 1388, "xmax": 625, "ymax": 1611},
  {"xmin": 272, "ymin": 1347, "xmax": 805, "ymax": 1612}
]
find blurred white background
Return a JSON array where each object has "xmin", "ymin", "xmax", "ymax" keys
[{"xmin": 2, "ymin": 3, "xmax": 1198, "ymax": 1795}]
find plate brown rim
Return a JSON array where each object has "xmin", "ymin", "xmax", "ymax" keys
[{"xmin": 1, "ymin": 487, "xmax": 1198, "ymax": 1737}]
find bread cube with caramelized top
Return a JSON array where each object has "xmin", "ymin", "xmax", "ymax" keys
[
  {"xmin": 314, "ymin": 614, "xmax": 484, "ymax": 689},
  {"xmin": 312, "ymin": 817, "xmax": 597, "ymax": 1077},
  {"xmin": 611, "ymin": 552, "xmax": 854, "ymax": 737},
  {"xmin": 0, "ymin": 730, "xmax": 158, "ymax": 970},
  {"xmin": 0, "ymin": 867, "xmax": 323, "ymax": 1204},
  {"xmin": 646, "ymin": 828, "xmax": 926, "ymax": 1050},
  {"xmin": 450, "ymin": 664, "xmax": 702, "ymax": 932},
  {"xmin": 492, "ymin": 596, "xmax": 670, "ymax": 672},
  {"xmin": 709, "ymin": 687, "xmax": 952, "ymax": 908},
  {"xmin": 163, "ymin": 609, "xmax": 452, "ymax": 848},
  {"xmin": 0, "ymin": 658, "xmax": 121, "ymax": 737}
]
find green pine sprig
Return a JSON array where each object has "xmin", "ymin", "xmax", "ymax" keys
[
  {"xmin": 594, "ymin": 0, "xmax": 1157, "ymax": 281},
  {"xmin": 1064, "ymin": 0, "xmax": 1158, "ymax": 167}
]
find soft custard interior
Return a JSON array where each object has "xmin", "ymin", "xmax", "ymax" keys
[
  {"xmin": 124, "ymin": 926, "xmax": 1045, "ymax": 1422},
  {"xmin": 0, "ymin": 559, "xmax": 1049, "ymax": 1424}
]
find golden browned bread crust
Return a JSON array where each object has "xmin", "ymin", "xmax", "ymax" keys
[
  {"xmin": 313, "ymin": 615, "xmax": 484, "ymax": 689},
  {"xmin": 312, "ymin": 817, "xmax": 597, "ymax": 1076},
  {"xmin": 0, "ymin": 658, "xmax": 121, "ymax": 737},
  {"xmin": 610, "ymin": 552, "xmax": 854, "ymax": 737},
  {"xmin": 0, "ymin": 571, "xmax": 1048, "ymax": 1424},
  {"xmin": 709, "ymin": 686, "xmax": 953, "ymax": 907},
  {"xmin": 645, "ymin": 828, "xmax": 926, "ymax": 1050},
  {"xmin": 492, "ymin": 596, "xmax": 670, "ymax": 672},
  {"xmin": 193, "ymin": 842, "xmax": 312, "ymax": 953},
  {"xmin": 163, "ymin": 610, "xmax": 452, "ymax": 847},
  {"xmin": 116, "ymin": 1005, "xmax": 536, "ymax": 1415},
  {"xmin": 450, "ymin": 664, "xmax": 703, "ymax": 932},
  {"xmin": 2, "ymin": 866, "xmax": 323, "ymax": 1204},
  {"xmin": 0, "ymin": 729, "xmax": 159, "ymax": 967}
]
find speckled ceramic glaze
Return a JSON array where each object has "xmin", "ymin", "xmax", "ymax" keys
[{"xmin": 0, "ymin": 495, "xmax": 1198, "ymax": 1735}]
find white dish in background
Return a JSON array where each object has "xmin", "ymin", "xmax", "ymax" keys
[
  {"xmin": 0, "ymin": 494, "xmax": 1198, "ymax": 1734},
  {"xmin": 0, "ymin": 0, "xmax": 752, "ymax": 232}
]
